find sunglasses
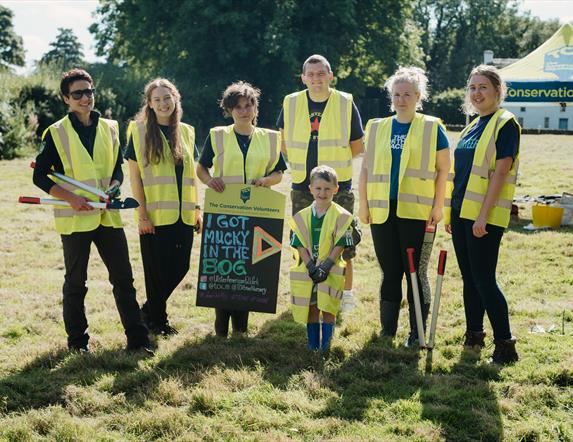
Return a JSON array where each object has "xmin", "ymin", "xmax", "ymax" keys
[{"xmin": 68, "ymin": 88, "xmax": 96, "ymax": 100}]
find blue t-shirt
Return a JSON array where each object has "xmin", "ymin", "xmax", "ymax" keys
[
  {"xmin": 451, "ymin": 114, "xmax": 519, "ymax": 211},
  {"xmin": 389, "ymin": 118, "xmax": 450, "ymax": 200}
]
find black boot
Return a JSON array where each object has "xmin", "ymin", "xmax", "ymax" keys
[
  {"xmin": 491, "ymin": 337, "xmax": 519, "ymax": 364},
  {"xmin": 463, "ymin": 330, "xmax": 486, "ymax": 348},
  {"xmin": 380, "ymin": 301, "xmax": 401, "ymax": 337},
  {"xmin": 405, "ymin": 302, "xmax": 430, "ymax": 348}
]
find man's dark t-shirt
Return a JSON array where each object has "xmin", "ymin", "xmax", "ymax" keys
[{"xmin": 277, "ymin": 91, "xmax": 364, "ymax": 191}]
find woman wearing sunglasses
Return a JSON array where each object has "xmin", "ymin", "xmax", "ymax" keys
[
  {"xmin": 32, "ymin": 68, "xmax": 150, "ymax": 353},
  {"xmin": 125, "ymin": 78, "xmax": 201, "ymax": 336},
  {"xmin": 196, "ymin": 81, "xmax": 287, "ymax": 338}
]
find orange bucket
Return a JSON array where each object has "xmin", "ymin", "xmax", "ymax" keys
[{"xmin": 532, "ymin": 205, "xmax": 563, "ymax": 228}]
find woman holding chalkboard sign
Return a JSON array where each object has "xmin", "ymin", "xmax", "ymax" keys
[
  {"xmin": 197, "ymin": 81, "xmax": 288, "ymax": 337},
  {"xmin": 126, "ymin": 78, "xmax": 201, "ymax": 336}
]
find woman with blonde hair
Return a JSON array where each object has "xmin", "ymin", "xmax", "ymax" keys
[
  {"xmin": 359, "ymin": 66, "xmax": 451, "ymax": 342},
  {"xmin": 446, "ymin": 65, "xmax": 520, "ymax": 364},
  {"xmin": 197, "ymin": 81, "xmax": 287, "ymax": 337},
  {"xmin": 126, "ymin": 78, "xmax": 201, "ymax": 336}
]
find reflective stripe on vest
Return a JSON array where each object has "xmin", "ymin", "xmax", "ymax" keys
[
  {"xmin": 132, "ymin": 121, "xmax": 197, "ymax": 226},
  {"xmin": 47, "ymin": 116, "xmax": 122, "ymax": 234},
  {"xmin": 459, "ymin": 109, "xmax": 520, "ymax": 227},
  {"xmin": 289, "ymin": 203, "xmax": 353, "ymax": 324},
  {"xmin": 284, "ymin": 89, "xmax": 353, "ymax": 183},
  {"xmin": 211, "ymin": 125, "xmax": 280, "ymax": 184},
  {"xmin": 365, "ymin": 114, "xmax": 441, "ymax": 223}
]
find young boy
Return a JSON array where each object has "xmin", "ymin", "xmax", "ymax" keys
[{"xmin": 289, "ymin": 165, "xmax": 354, "ymax": 351}]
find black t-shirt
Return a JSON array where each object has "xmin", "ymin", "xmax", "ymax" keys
[
  {"xmin": 198, "ymin": 130, "xmax": 288, "ymax": 183},
  {"xmin": 33, "ymin": 111, "xmax": 124, "ymax": 194},
  {"xmin": 125, "ymin": 124, "xmax": 184, "ymax": 202},
  {"xmin": 452, "ymin": 114, "xmax": 519, "ymax": 211},
  {"xmin": 276, "ymin": 91, "xmax": 364, "ymax": 191}
]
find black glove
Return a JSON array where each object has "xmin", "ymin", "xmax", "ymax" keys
[
  {"xmin": 314, "ymin": 258, "xmax": 335, "ymax": 283},
  {"xmin": 105, "ymin": 183, "xmax": 121, "ymax": 200},
  {"xmin": 306, "ymin": 259, "xmax": 318, "ymax": 278}
]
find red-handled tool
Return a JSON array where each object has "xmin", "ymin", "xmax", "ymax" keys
[
  {"xmin": 18, "ymin": 196, "xmax": 139, "ymax": 210},
  {"xmin": 427, "ymin": 250, "xmax": 448, "ymax": 349},
  {"xmin": 30, "ymin": 161, "xmax": 110, "ymax": 202},
  {"xmin": 407, "ymin": 247, "xmax": 426, "ymax": 348}
]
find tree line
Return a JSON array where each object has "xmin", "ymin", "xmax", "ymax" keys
[{"xmin": 0, "ymin": 1, "xmax": 560, "ymax": 159}]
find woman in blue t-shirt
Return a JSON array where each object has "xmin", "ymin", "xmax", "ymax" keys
[
  {"xmin": 446, "ymin": 65, "xmax": 520, "ymax": 364},
  {"xmin": 359, "ymin": 67, "xmax": 451, "ymax": 342}
]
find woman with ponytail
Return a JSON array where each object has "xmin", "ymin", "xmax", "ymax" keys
[{"xmin": 358, "ymin": 67, "xmax": 451, "ymax": 343}]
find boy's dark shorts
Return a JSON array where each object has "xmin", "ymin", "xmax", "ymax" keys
[{"xmin": 290, "ymin": 189, "xmax": 362, "ymax": 260}]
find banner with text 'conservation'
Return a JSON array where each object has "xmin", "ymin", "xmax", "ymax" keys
[{"xmin": 196, "ymin": 184, "xmax": 285, "ymax": 313}]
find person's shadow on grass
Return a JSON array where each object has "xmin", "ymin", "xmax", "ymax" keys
[{"xmin": 320, "ymin": 334, "xmax": 504, "ymax": 441}]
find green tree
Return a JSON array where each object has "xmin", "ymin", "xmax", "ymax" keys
[
  {"xmin": 413, "ymin": 0, "xmax": 560, "ymax": 93},
  {"xmin": 40, "ymin": 28, "xmax": 85, "ymax": 71},
  {"xmin": 0, "ymin": 6, "xmax": 25, "ymax": 69},
  {"xmin": 90, "ymin": 0, "xmax": 420, "ymax": 136}
]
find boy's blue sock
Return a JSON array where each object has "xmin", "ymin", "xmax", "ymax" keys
[
  {"xmin": 321, "ymin": 322, "xmax": 335, "ymax": 351},
  {"xmin": 307, "ymin": 323, "xmax": 320, "ymax": 350}
]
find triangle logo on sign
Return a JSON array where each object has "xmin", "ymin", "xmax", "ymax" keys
[{"xmin": 252, "ymin": 226, "xmax": 282, "ymax": 264}]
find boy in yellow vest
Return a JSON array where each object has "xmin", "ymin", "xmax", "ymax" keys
[
  {"xmin": 32, "ymin": 69, "xmax": 150, "ymax": 353},
  {"xmin": 289, "ymin": 166, "xmax": 353, "ymax": 351},
  {"xmin": 278, "ymin": 54, "xmax": 364, "ymax": 312}
]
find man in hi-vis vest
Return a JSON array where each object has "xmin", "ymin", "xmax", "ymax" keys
[
  {"xmin": 277, "ymin": 54, "xmax": 364, "ymax": 311},
  {"xmin": 33, "ymin": 69, "xmax": 150, "ymax": 354}
]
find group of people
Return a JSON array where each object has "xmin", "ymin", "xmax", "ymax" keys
[{"xmin": 32, "ymin": 54, "xmax": 520, "ymax": 365}]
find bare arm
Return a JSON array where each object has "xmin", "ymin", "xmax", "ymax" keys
[
  {"xmin": 350, "ymin": 138, "xmax": 364, "ymax": 157},
  {"xmin": 49, "ymin": 184, "xmax": 93, "ymax": 211},
  {"xmin": 196, "ymin": 163, "xmax": 225, "ymax": 193},
  {"xmin": 326, "ymin": 245, "xmax": 344, "ymax": 263},
  {"xmin": 128, "ymin": 159, "xmax": 154, "ymax": 234},
  {"xmin": 279, "ymin": 128, "xmax": 287, "ymax": 157},
  {"xmin": 252, "ymin": 170, "xmax": 283, "ymax": 187},
  {"xmin": 472, "ymin": 157, "xmax": 513, "ymax": 237},
  {"xmin": 358, "ymin": 157, "xmax": 370, "ymax": 224},
  {"xmin": 429, "ymin": 148, "xmax": 451, "ymax": 225}
]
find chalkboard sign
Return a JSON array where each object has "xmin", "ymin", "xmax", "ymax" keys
[{"xmin": 196, "ymin": 184, "xmax": 286, "ymax": 313}]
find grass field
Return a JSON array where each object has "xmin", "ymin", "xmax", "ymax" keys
[{"xmin": 0, "ymin": 133, "xmax": 572, "ymax": 441}]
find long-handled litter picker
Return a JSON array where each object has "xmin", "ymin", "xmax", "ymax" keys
[
  {"xmin": 407, "ymin": 247, "xmax": 426, "ymax": 348},
  {"xmin": 407, "ymin": 247, "xmax": 449, "ymax": 350},
  {"xmin": 427, "ymin": 250, "xmax": 447, "ymax": 349}
]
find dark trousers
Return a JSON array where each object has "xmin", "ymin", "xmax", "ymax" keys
[
  {"xmin": 370, "ymin": 201, "xmax": 426, "ymax": 306},
  {"xmin": 214, "ymin": 309, "xmax": 249, "ymax": 337},
  {"xmin": 61, "ymin": 226, "xmax": 148, "ymax": 349},
  {"xmin": 140, "ymin": 219, "xmax": 194, "ymax": 326},
  {"xmin": 450, "ymin": 209, "xmax": 512, "ymax": 340}
]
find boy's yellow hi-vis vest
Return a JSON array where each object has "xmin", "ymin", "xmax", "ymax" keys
[{"xmin": 289, "ymin": 202, "xmax": 353, "ymax": 324}]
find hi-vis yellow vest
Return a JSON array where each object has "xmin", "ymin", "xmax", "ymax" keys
[
  {"xmin": 458, "ymin": 109, "xmax": 520, "ymax": 228},
  {"xmin": 283, "ymin": 89, "xmax": 353, "ymax": 183},
  {"xmin": 364, "ymin": 113, "xmax": 447, "ymax": 224},
  {"xmin": 43, "ymin": 115, "xmax": 122, "ymax": 235},
  {"xmin": 209, "ymin": 125, "xmax": 280, "ymax": 183},
  {"xmin": 129, "ymin": 121, "xmax": 198, "ymax": 227},
  {"xmin": 289, "ymin": 203, "xmax": 353, "ymax": 324}
]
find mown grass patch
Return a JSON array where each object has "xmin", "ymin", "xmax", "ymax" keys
[{"xmin": 0, "ymin": 133, "xmax": 572, "ymax": 440}]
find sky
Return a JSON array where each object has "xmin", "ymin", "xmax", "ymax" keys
[{"xmin": 1, "ymin": 0, "xmax": 573, "ymax": 72}]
